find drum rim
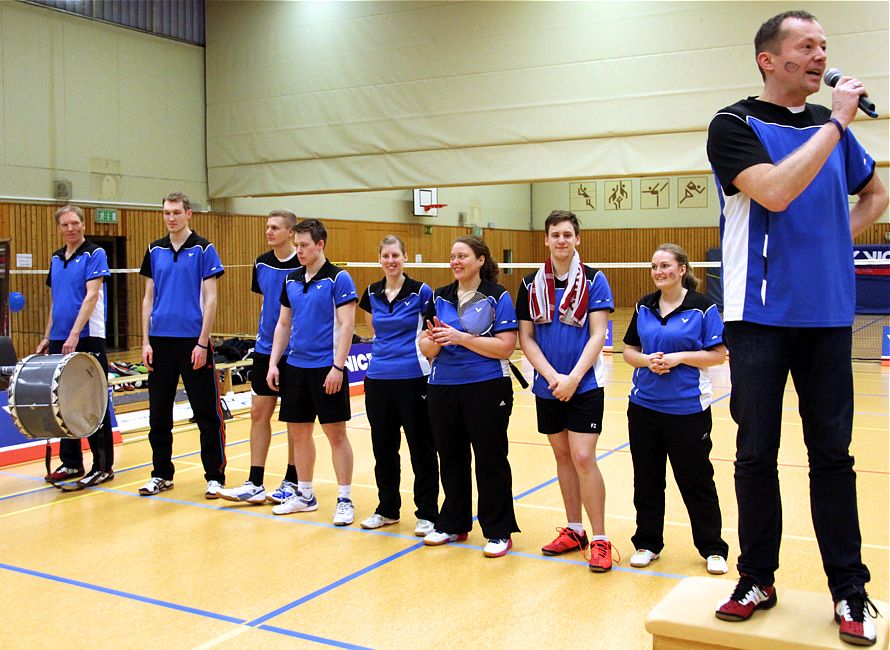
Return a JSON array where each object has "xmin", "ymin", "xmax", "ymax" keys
[
  {"xmin": 53, "ymin": 352, "xmax": 105, "ymax": 438},
  {"xmin": 6, "ymin": 352, "xmax": 36, "ymax": 435}
]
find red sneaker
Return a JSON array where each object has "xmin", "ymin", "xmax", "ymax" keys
[
  {"xmin": 715, "ymin": 576, "xmax": 777, "ymax": 621},
  {"xmin": 588, "ymin": 539, "xmax": 615, "ymax": 572},
  {"xmin": 45, "ymin": 465, "xmax": 85, "ymax": 482},
  {"xmin": 835, "ymin": 593, "xmax": 878, "ymax": 647},
  {"xmin": 542, "ymin": 527, "xmax": 589, "ymax": 556}
]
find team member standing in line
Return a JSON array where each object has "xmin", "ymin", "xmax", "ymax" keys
[
  {"xmin": 138, "ymin": 192, "xmax": 227, "ymax": 498},
  {"xmin": 218, "ymin": 210, "xmax": 301, "ymax": 505},
  {"xmin": 517, "ymin": 210, "xmax": 616, "ymax": 572},
  {"xmin": 622, "ymin": 244, "xmax": 729, "ymax": 575},
  {"xmin": 266, "ymin": 219, "xmax": 359, "ymax": 526},
  {"xmin": 707, "ymin": 11, "xmax": 887, "ymax": 644},
  {"xmin": 358, "ymin": 235, "xmax": 439, "ymax": 536},
  {"xmin": 39, "ymin": 204, "xmax": 115, "ymax": 488},
  {"xmin": 420, "ymin": 236, "xmax": 519, "ymax": 558}
]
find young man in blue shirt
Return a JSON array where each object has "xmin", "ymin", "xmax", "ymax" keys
[
  {"xmin": 516, "ymin": 210, "xmax": 615, "ymax": 571},
  {"xmin": 39, "ymin": 204, "xmax": 115, "ymax": 488},
  {"xmin": 218, "ymin": 210, "xmax": 301, "ymax": 505},
  {"xmin": 266, "ymin": 219, "xmax": 358, "ymax": 526},
  {"xmin": 138, "ymin": 192, "xmax": 227, "ymax": 499},
  {"xmin": 707, "ymin": 11, "xmax": 888, "ymax": 645}
]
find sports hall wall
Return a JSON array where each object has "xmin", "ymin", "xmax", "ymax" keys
[
  {"xmin": 205, "ymin": 1, "xmax": 888, "ymax": 223},
  {"xmin": 0, "ymin": 2, "xmax": 887, "ymax": 355},
  {"xmin": 0, "ymin": 1, "xmax": 208, "ymax": 207}
]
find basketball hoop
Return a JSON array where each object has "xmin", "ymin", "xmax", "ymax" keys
[{"xmin": 420, "ymin": 203, "xmax": 447, "ymax": 212}]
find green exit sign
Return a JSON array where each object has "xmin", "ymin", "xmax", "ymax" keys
[{"xmin": 95, "ymin": 208, "xmax": 118, "ymax": 224}]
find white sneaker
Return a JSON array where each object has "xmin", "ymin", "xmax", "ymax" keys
[
  {"xmin": 414, "ymin": 519, "xmax": 435, "ymax": 537},
  {"xmin": 707, "ymin": 555, "xmax": 729, "ymax": 575},
  {"xmin": 205, "ymin": 480, "xmax": 224, "ymax": 499},
  {"xmin": 218, "ymin": 481, "xmax": 266, "ymax": 504},
  {"xmin": 139, "ymin": 477, "xmax": 173, "ymax": 496},
  {"xmin": 423, "ymin": 530, "xmax": 468, "ymax": 546},
  {"xmin": 333, "ymin": 498, "xmax": 355, "ymax": 526},
  {"xmin": 267, "ymin": 480, "xmax": 297, "ymax": 504},
  {"xmin": 272, "ymin": 492, "xmax": 318, "ymax": 515},
  {"xmin": 361, "ymin": 513, "xmax": 399, "ymax": 529},
  {"xmin": 483, "ymin": 537, "xmax": 513, "ymax": 558},
  {"xmin": 630, "ymin": 549, "xmax": 660, "ymax": 567}
]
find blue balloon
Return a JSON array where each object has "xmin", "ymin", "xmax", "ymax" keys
[{"xmin": 8, "ymin": 292, "xmax": 25, "ymax": 312}]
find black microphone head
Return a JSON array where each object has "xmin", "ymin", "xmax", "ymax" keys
[{"xmin": 824, "ymin": 68, "xmax": 842, "ymax": 87}]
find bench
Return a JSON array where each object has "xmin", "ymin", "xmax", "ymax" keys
[{"xmin": 646, "ymin": 577, "xmax": 887, "ymax": 649}]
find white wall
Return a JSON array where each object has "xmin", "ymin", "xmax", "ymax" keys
[
  {"xmin": 205, "ymin": 1, "xmax": 888, "ymax": 202},
  {"xmin": 0, "ymin": 2, "xmax": 207, "ymax": 206}
]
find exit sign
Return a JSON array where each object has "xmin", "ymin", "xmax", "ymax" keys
[{"xmin": 95, "ymin": 208, "xmax": 118, "ymax": 224}]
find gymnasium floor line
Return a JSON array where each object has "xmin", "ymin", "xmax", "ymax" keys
[
  {"xmin": 0, "ymin": 561, "xmax": 369, "ymax": 650},
  {"xmin": 4, "ymin": 433, "xmax": 883, "ymax": 646},
  {"xmin": 1, "ymin": 446, "xmax": 675, "ymax": 650}
]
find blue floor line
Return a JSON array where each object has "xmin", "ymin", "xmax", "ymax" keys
[
  {"xmin": 0, "ymin": 560, "xmax": 378, "ymax": 648},
  {"xmin": 1, "ymin": 427, "xmax": 677, "ymax": 648},
  {"xmin": 245, "ymin": 542, "xmax": 425, "ymax": 627},
  {"xmin": 0, "ymin": 561, "xmax": 246, "ymax": 625},
  {"xmin": 257, "ymin": 624, "xmax": 373, "ymax": 650}
]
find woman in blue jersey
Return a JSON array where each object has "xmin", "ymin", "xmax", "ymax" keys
[
  {"xmin": 622, "ymin": 243, "xmax": 729, "ymax": 574},
  {"xmin": 419, "ymin": 236, "xmax": 519, "ymax": 558},
  {"xmin": 358, "ymin": 235, "xmax": 439, "ymax": 536}
]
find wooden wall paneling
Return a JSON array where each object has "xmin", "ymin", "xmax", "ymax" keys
[{"xmin": 2, "ymin": 202, "xmax": 887, "ymax": 352}]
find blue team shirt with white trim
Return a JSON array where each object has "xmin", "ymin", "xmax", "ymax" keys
[
  {"xmin": 280, "ymin": 260, "xmax": 358, "ymax": 368},
  {"xmin": 359, "ymin": 275, "xmax": 432, "ymax": 380},
  {"xmin": 623, "ymin": 290, "xmax": 724, "ymax": 415},
  {"xmin": 139, "ymin": 232, "xmax": 225, "ymax": 337},
  {"xmin": 424, "ymin": 280, "xmax": 518, "ymax": 385},
  {"xmin": 252, "ymin": 250, "xmax": 301, "ymax": 355},
  {"xmin": 707, "ymin": 98, "xmax": 875, "ymax": 327},
  {"xmin": 46, "ymin": 241, "xmax": 110, "ymax": 340},
  {"xmin": 516, "ymin": 266, "xmax": 614, "ymax": 399}
]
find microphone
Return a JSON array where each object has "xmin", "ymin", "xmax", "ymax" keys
[{"xmin": 823, "ymin": 68, "xmax": 878, "ymax": 118}]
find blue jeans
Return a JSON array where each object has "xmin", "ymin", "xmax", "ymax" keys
[{"xmin": 724, "ymin": 322, "xmax": 869, "ymax": 599}]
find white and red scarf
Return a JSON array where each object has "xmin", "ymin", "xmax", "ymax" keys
[{"xmin": 528, "ymin": 251, "xmax": 589, "ymax": 327}]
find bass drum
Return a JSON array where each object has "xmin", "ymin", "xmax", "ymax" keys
[{"xmin": 7, "ymin": 353, "xmax": 108, "ymax": 439}]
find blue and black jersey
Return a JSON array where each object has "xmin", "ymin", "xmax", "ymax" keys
[
  {"xmin": 516, "ymin": 266, "xmax": 614, "ymax": 399},
  {"xmin": 624, "ymin": 290, "xmax": 723, "ymax": 415},
  {"xmin": 280, "ymin": 260, "xmax": 357, "ymax": 369},
  {"xmin": 707, "ymin": 98, "xmax": 875, "ymax": 327},
  {"xmin": 139, "ymin": 231, "xmax": 224, "ymax": 338},
  {"xmin": 47, "ymin": 241, "xmax": 110, "ymax": 340},
  {"xmin": 359, "ymin": 275, "xmax": 432, "ymax": 380},
  {"xmin": 252, "ymin": 250, "xmax": 301, "ymax": 355},
  {"xmin": 424, "ymin": 280, "xmax": 518, "ymax": 386}
]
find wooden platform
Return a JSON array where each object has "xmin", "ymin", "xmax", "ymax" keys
[{"xmin": 646, "ymin": 577, "xmax": 889, "ymax": 649}]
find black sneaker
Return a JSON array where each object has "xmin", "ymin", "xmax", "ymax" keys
[
  {"xmin": 77, "ymin": 469, "xmax": 114, "ymax": 488},
  {"xmin": 45, "ymin": 465, "xmax": 85, "ymax": 482}
]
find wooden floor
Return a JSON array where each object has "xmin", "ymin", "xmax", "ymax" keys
[{"xmin": 1, "ymin": 356, "xmax": 887, "ymax": 649}]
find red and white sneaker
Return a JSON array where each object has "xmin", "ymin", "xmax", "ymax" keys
[
  {"xmin": 541, "ymin": 527, "xmax": 589, "ymax": 556},
  {"xmin": 835, "ymin": 593, "xmax": 879, "ymax": 647},
  {"xmin": 715, "ymin": 575, "xmax": 777, "ymax": 621}
]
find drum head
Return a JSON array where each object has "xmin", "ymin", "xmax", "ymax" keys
[{"xmin": 55, "ymin": 353, "xmax": 108, "ymax": 438}]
